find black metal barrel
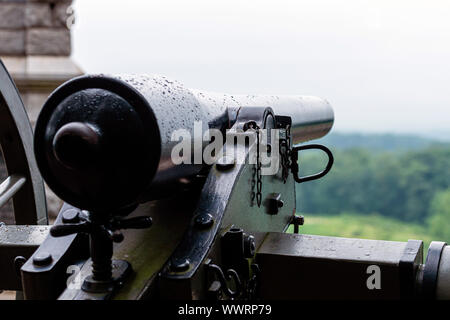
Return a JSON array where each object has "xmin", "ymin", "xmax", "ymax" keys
[{"xmin": 34, "ymin": 74, "xmax": 334, "ymax": 213}]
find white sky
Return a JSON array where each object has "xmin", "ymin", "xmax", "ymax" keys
[{"xmin": 72, "ymin": 0, "xmax": 450, "ymax": 137}]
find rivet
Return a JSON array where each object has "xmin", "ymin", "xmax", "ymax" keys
[
  {"xmin": 171, "ymin": 258, "xmax": 190, "ymax": 272},
  {"xmin": 216, "ymin": 156, "xmax": 235, "ymax": 171},
  {"xmin": 194, "ymin": 214, "xmax": 214, "ymax": 229},
  {"xmin": 33, "ymin": 252, "xmax": 53, "ymax": 267},
  {"xmin": 62, "ymin": 209, "xmax": 80, "ymax": 223}
]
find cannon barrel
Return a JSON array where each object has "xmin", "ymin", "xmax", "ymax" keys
[
  {"xmin": 191, "ymin": 90, "xmax": 334, "ymax": 144},
  {"xmin": 34, "ymin": 74, "xmax": 334, "ymax": 213}
]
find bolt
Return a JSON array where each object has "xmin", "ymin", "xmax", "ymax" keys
[
  {"xmin": 171, "ymin": 258, "xmax": 190, "ymax": 272},
  {"xmin": 265, "ymin": 193, "xmax": 283, "ymax": 215},
  {"xmin": 33, "ymin": 252, "xmax": 53, "ymax": 267},
  {"xmin": 111, "ymin": 231, "xmax": 124, "ymax": 243},
  {"xmin": 62, "ymin": 209, "xmax": 80, "ymax": 223},
  {"xmin": 292, "ymin": 215, "xmax": 305, "ymax": 234},
  {"xmin": 293, "ymin": 215, "xmax": 305, "ymax": 226},
  {"xmin": 194, "ymin": 213, "xmax": 214, "ymax": 229},
  {"xmin": 216, "ymin": 156, "xmax": 235, "ymax": 171}
]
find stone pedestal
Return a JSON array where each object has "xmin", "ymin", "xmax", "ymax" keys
[{"xmin": 0, "ymin": 0, "xmax": 83, "ymax": 220}]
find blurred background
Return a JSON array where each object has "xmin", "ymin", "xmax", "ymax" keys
[
  {"xmin": 73, "ymin": 0, "xmax": 450, "ymax": 248},
  {"xmin": 1, "ymin": 0, "xmax": 449, "ymax": 248},
  {"xmin": 73, "ymin": 0, "xmax": 450, "ymax": 138}
]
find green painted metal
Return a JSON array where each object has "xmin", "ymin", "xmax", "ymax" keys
[{"xmin": 112, "ymin": 194, "xmax": 197, "ymax": 299}]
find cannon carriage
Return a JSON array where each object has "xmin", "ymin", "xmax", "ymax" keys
[{"xmin": 0, "ymin": 60, "xmax": 449, "ymax": 300}]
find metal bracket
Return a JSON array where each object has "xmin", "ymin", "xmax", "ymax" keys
[
  {"xmin": 399, "ymin": 239, "xmax": 423, "ymax": 299},
  {"xmin": 21, "ymin": 204, "xmax": 89, "ymax": 300},
  {"xmin": 291, "ymin": 144, "xmax": 334, "ymax": 183}
]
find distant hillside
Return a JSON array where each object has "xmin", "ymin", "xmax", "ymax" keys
[
  {"xmin": 420, "ymin": 130, "xmax": 450, "ymax": 142},
  {"xmin": 312, "ymin": 132, "xmax": 447, "ymax": 152}
]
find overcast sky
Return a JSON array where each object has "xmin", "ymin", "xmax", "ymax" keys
[{"xmin": 72, "ymin": 0, "xmax": 450, "ymax": 138}]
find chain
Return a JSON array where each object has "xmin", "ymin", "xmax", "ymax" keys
[
  {"xmin": 256, "ymin": 127, "xmax": 262, "ymax": 207},
  {"xmin": 250, "ymin": 119, "xmax": 291, "ymax": 205},
  {"xmin": 251, "ymin": 165, "xmax": 256, "ymax": 205},
  {"xmin": 248, "ymin": 122, "xmax": 262, "ymax": 207},
  {"xmin": 280, "ymin": 124, "xmax": 292, "ymax": 183}
]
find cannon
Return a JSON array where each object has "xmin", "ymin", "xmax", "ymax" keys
[{"xmin": 0, "ymin": 60, "xmax": 449, "ymax": 300}]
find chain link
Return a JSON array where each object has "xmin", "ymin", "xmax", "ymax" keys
[
  {"xmin": 280, "ymin": 124, "xmax": 292, "ymax": 183},
  {"xmin": 248, "ymin": 122, "xmax": 262, "ymax": 207},
  {"xmin": 251, "ymin": 166, "xmax": 256, "ymax": 204},
  {"xmin": 250, "ymin": 120, "xmax": 292, "ymax": 205},
  {"xmin": 256, "ymin": 127, "xmax": 262, "ymax": 207}
]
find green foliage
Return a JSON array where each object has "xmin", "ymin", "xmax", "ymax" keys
[
  {"xmin": 427, "ymin": 189, "xmax": 450, "ymax": 241},
  {"xmin": 296, "ymin": 145, "xmax": 450, "ymax": 223},
  {"xmin": 287, "ymin": 213, "xmax": 435, "ymax": 250},
  {"xmin": 293, "ymin": 133, "xmax": 450, "ymax": 245}
]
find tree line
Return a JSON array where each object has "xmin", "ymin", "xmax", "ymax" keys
[{"xmin": 296, "ymin": 145, "xmax": 450, "ymax": 224}]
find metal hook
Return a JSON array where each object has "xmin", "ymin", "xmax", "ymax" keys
[{"xmin": 206, "ymin": 263, "xmax": 242, "ymax": 299}]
